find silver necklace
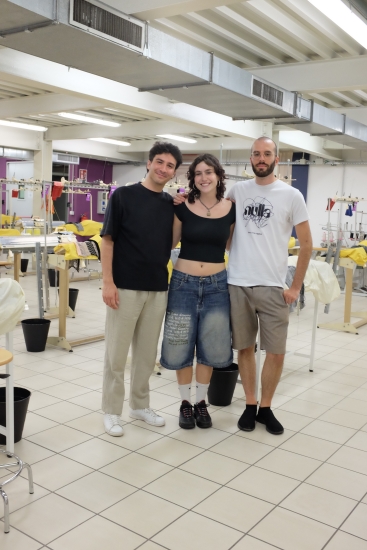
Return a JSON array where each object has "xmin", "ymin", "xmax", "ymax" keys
[{"xmin": 198, "ymin": 197, "xmax": 219, "ymax": 217}]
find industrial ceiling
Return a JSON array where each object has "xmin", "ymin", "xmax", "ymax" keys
[{"xmin": 1, "ymin": 0, "xmax": 367, "ymax": 160}]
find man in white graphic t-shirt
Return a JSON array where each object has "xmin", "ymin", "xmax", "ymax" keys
[{"xmin": 227, "ymin": 136, "xmax": 312, "ymax": 435}]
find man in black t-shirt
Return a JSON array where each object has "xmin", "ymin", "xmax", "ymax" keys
[{"xmin": 100, "ymin": 142, "xmax": 182, "ymax": 436}]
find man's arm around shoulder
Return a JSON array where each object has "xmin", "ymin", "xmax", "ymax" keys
[{"xmin": 283, "ymin": 220, "xmax": 312, "ymax": 305}]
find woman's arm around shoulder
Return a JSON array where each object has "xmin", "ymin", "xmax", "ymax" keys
[{"xmin": 172, "ymin": 213, "xmax": 182, "ymax": 249}]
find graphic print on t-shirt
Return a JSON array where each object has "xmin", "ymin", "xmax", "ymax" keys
[{"xmin": 243, "ymin": 196, "xmax": 274, "ymax": 233}]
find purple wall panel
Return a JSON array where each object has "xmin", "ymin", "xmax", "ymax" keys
[
  {"xmin": 69, "ymin": 158, "xmax": 113, "ymax": 184},
  {"xmin": 65, "ymin": 158, "xmax": 113, "ymax": 223}
]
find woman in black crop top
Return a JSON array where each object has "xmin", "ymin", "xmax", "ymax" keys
[{"xmin": 160, "ymin": 154, "xmax": 235, "ymax": 430}]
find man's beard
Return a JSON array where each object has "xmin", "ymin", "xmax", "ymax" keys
[{"xmin": 251, "ymin": 159, "xmax": 276, "ymax": 178}]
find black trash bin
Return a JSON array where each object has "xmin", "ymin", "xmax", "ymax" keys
[
  {"xmin": 20, "ymin": 258, "xmax": 29, "ymax": 273},
  {"xmin": 0, "ymin": 387, "xmax": 31, "ymax": 444},
  {"xmin": 57, "ymin": 288, "xmax": 79, "ymax": 312},
  {"xmin": 68, "ymin": 288, "xmax": 79, "ymax": 312},
  {"xmin": 21, "ymin": 318, "xmax": 51, "ymax": 352},
  {"xmin": 48, "ymin": 268, "xmax": 59, "ymax": 287},
  {"xmin": 208, "ymin": 363, "xmax": 239, "ymax": 407}
]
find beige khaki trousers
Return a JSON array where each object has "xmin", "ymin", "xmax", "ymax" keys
[{"xmin": 102, "ymin": 288, "xmax": 168, "ymax": 414}]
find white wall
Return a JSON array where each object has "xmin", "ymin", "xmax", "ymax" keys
[
  {"xmin": 113, "ymin": 164, "xmax": 147, "ymax": 186},
  {"xmin": 307, "ymin": 165, "xmax": 367, "ymax": 247},
  {"xmin": 5, "ymin": 162, "xmax": 34, "ymax": 217}
]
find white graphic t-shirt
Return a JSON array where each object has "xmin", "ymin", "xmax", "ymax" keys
[{"xmin": 227, "ymin": 179, "xmax": 309, "ymax": 287}]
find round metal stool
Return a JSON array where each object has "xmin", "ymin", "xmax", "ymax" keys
[{"xmin": 0, "ymin": 348, "xmax": 34, "ymax": 533}]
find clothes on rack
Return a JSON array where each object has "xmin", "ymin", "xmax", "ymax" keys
[
  {"xmin": 288, "ymin": 256, "xmax": 340, "ymax": 304},
  {"xmin": 51, "ymin": 181, "xmax": 64, "ymax": 201}
]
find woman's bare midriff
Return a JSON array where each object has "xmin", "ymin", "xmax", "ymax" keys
[{"xmin": 174, "ymin": 258, "xmax": 225, "ymax": 277}]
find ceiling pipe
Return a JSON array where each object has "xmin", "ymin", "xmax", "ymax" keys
[{"xmin": 0, "ymin": 20, "xmax": 59, "ymax": 39}]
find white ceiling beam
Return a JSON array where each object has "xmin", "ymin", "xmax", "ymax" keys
[
  {"xmin": 277, "ymin": 0, "xmax": 362, "ymax": 56},
  {"xmin": 279, "ymin": 131, "xmax": 343, "ymax": 159},
  {"xmin": 155, "ymin": 17, "xmax": 262, "ymax": 66},
  {"xmin": 0, "ymin": 93, "xmax": 101, "ymax": 118},
  {"xmin": 353, "ymin": 90, "xmax": 367, "ymax": 101},
  {"xmin": 215, "ymin": 6, "xmax": 309, "ymax": 63},
  {"xmin": 52, "ymin": 139, "xmax": 144, "ymax": 163},
  {"xmin": 0, "ymin": 125, "xmax": 42, "ymax": 150},
  {"xmin": 307, "ymin": 93, "xmax": 342, "ymax": 108},
  {"xmin": 0, "ymin": 48, "xmax": 264, "ymax": 139},
  {"xmin": 106, "ymin": 136, "xmax": 255, "ymax": 153},
  {"xmin": 331, "ymin": 91, "xmax": 363, "ymax": 107},
  {"xmin": 129, "ymin": 0, "xmax": 245, "ymax": 19},
  {"xmin": 245, "ymin": 0, "xmax": 339, "ymax": 59},
  {"xmin": 251, "ymin": 55, "xmax": 367, "ymax": 93},
  {"xmin": 46, "ymin": 120, "xmax": 215, "ymax": 141},
  {"xmin": 185, "ymin": 12, "xmax": 284, "ymax": 64}
]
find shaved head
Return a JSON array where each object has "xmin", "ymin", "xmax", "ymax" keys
[{"xmin": 251, "ymin": 136, "xmax": 278, "ymax": 157}]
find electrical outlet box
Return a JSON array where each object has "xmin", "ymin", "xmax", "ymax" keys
[
  {"xmin": 97, "ymin": 191, "xmax": 109, "ymax": 214},
  {"xmin": 70, "ymin": 210, "xmax": 74, "ymax": 215}
]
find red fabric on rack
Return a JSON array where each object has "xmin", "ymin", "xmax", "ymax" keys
[{"xmin": 51, "ymin": 181, "xmax": 64, "ymax": 200}]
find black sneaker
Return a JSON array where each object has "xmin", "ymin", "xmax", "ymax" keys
[
  {"xmin": 237, "ymin": 404, "xmax": 257, "ymax": 432},
  {"xmin": 179, "ymin": 400, "xmax": 195, "ymax": 429},
  {"xmin": 194, "ymin": 400, "xmax": 212, "ymax": 429},
  {"xmin": 256, "ymin": 407, "xmax": 284, "ymax": 435}
]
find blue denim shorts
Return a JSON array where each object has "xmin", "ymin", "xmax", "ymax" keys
[{"xmin": 160, "ymin": 269, "xmax": 233, "ymax": 370}]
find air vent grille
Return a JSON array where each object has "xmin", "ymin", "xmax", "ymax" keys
[
  {"xmin": 53, "ymin": 153, "xmax": 80, "ymax": 165},
  {"xmin": 72, "ymin": 0, "xmax": 143, "ymax": 49},
  {"xmin": 252, "ymin": 79, "xmax": 283, "ymax": 107}
]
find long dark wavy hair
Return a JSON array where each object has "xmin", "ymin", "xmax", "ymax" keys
[{"xmin": 187, "ymin": 154, "xmax": 227, "ymax": 204}]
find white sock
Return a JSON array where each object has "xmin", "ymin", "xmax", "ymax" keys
[
  {"xmin": 178, "ymin": 384, "xmax": 191, "ymax": 403},
  {"xmin": 196, "ymin": 382, "xmax": 209, "ymax": 404}
]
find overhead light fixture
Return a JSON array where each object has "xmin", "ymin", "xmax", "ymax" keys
[
  {"xmin": 58, "ymin": 112, "xmax": 120, "ymax": 127},
  {"xmin": 156, "ymin": 134, "xmax": 197, "ymax": 144},
  {"xmin": 89, "ymin": 138, "xmax": 131, "ymax": 146},
  {"xmin": 0, "ymin": 119, "xmax": 48, "ymax": 131},
  {"xmin": 307, "ymin": 0, "xmax": 367, "ymax": 48}
]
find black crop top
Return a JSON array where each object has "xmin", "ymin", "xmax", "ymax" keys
[{"xmin": 175, "ymin": 202, "xmax": 236, "ymax": 263}]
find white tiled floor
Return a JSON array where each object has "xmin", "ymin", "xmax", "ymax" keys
[{"xmin": 1, "ymin": 274, "xmax": 367, "ymax": 549}]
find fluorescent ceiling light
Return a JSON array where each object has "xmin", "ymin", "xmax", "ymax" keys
[
  {"xmin": 58, "ymin": 112, "xmax": 120, "ymax": 127},
  {"xmin": 0, "ymin": 119, "xmax": 47, "ymax": 131},
  {"xmin": 307, "ymin": 0, "xmax": 367, "ymax": 48},
  {"xmin": 89, "ymin": 138, "xmax": 131, "ymax": 146},
  {"xmin": 156, "ymin": 134, "xmax": 197, "ymax": 143}
]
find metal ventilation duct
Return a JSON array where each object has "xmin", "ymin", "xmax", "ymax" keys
[
  {"xmin": 140, "ymin": 56, "xmax": 298, "ymax": 120},
  {"xmin": 70, "ymin": 0, "xmax": 145, "ymax": 53},
  {"xmin": 0, "ymin": 148, "xmax": 33, "ymax": 160},
  {"xmin": 52, "ymin": 153, "xmax": 80, "ymax": 165},
  {"xmin": 274, "ymin": 102, "xmax": 367, "ymax": 149},
  {"xmin": 2, "ymin": 0, "xmax": 367, "ymax": 149}
]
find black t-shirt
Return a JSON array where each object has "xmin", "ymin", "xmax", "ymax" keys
[
  {"xmin": 175, "ymin": 202, "xmax": 236, "ymax": 263},
  {"xmin": 101, "ymin": 183, "xmax": 174, "ymax": 291}
]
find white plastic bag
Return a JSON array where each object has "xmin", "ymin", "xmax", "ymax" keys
[
  {"xmin": 0, "ymin": 279, "xmax": 25, "ymax": 335},
  {"xmin": 288, "ymin": 256, "xmax": 340, "ymax": 304}
]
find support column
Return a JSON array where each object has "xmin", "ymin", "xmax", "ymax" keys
[{"xmin": 33, "ymin": 140, "xmax": 52, "ymax": 217}]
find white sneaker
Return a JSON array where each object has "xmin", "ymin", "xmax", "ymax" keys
[
  {"xmin": 104, "ymin": 413, "xmax": 124, "ymax": 436},
  {"xmin": 129, "ymin": 408, "xmax": 165, "ymax": 426}
]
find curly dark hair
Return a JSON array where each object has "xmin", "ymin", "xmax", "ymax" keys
[
  {"xmin": 187, "ymin": 153, "xmax": 227, "ymax": 204},
  {"xmin": 149, "ymin": 141, "xmax": 182, "ymax": 169}
]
